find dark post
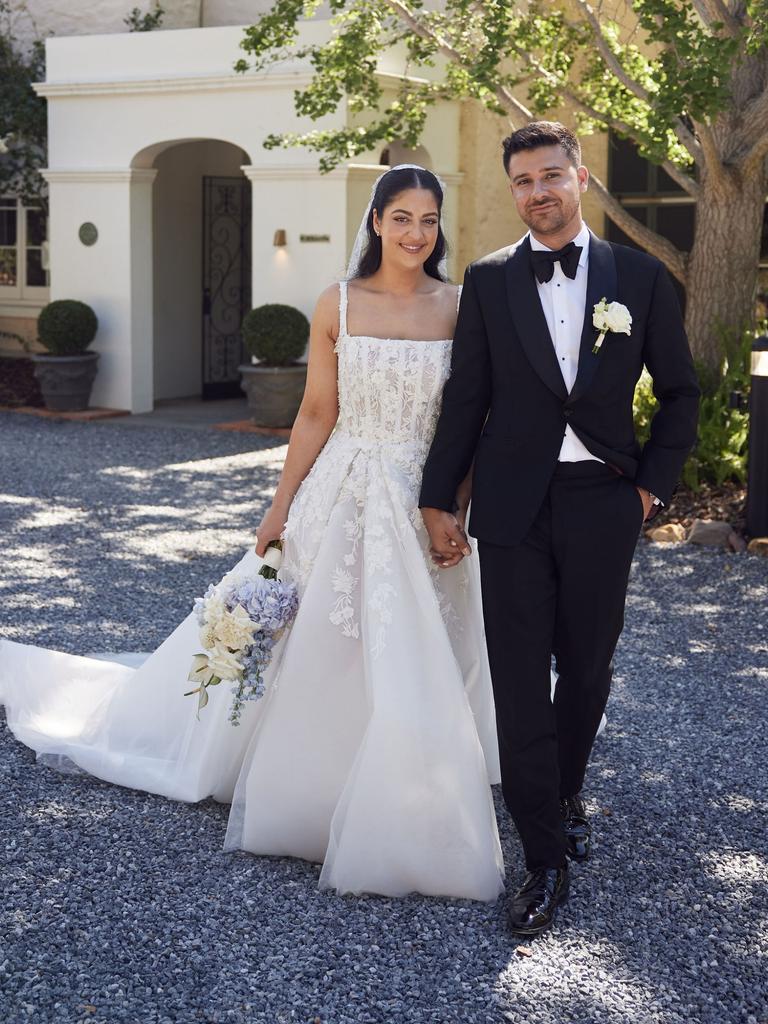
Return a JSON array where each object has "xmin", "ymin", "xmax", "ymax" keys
[{"xmin": 747, "ymin": 335, "xmax": 768, "ymax": 538}]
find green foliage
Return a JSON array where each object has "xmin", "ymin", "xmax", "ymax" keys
[
  {"xmin": 242, "ymin": 304, "xmax": 309, "ymax": 366},
  {"xmin": 124, "ymin": 4, "xmax": 165, "ymax": 32},
  {"xmin": 0, "ymin": 2, "xmax": 47, "ymax": 208},
  {"xmin": 633, "ymin": 328, "xmax": 757, "ymax": 491},
  {"xmin": 746, "ymin": 0, "xmax": 768, "ymax": 55},
  {"xmin": 37, "ymin": 300, "xmax": 98, "ymax": 355},
  {"xmin": 235, "ymin": 0, "xmax": 762, "ymax": 177}
]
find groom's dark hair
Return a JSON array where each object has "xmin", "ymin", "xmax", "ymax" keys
[{"xmin": 501, "ymin": 122, "xmax": 582, "ymax": 174}]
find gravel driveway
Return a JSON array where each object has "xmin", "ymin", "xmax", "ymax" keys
[{"xmin": 1, "ymin": 411, "xmax": 766, "ymax": 1024}]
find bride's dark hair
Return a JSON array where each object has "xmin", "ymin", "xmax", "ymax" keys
[{"xmin": 353, "ymin": 166, "xmax": 447, "ymax": 281}]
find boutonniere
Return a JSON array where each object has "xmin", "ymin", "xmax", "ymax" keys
[{"xmin": 592, "ymin": 298, "xmax": 632, "ymax": 354}]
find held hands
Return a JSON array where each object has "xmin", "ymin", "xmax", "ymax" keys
[
  {"xmin": 254, "ymin": 505, "xmax": 287, "ymax": 556},
  {"xmin": 421, "ymin": 507, "xmax": 472, "ymax": 569}
]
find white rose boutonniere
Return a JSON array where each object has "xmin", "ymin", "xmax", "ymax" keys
[{"xmin": 592, "ymin": 298, "xmax": 632, "ymax": 354}]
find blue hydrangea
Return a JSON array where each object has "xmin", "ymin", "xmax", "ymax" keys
[{"xmin": 217, "ymin": 575, "xmax": 299, "ymax": 724}]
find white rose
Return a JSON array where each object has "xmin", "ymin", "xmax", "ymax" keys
[
  {"xmin": 203, "ymin": 594, "xmax": 227, "ymax": 625},
  {"xmin": 602, "ymin": 301, "xmax": 632, "ymax": 335},
  {"xmin": 199, "ymin": 624, "xmax": 217, "ymax": 650},
  {"xmin": 207, "ymin": 644, "xmax": 243, "ymax": 681},
  {"xmin": 592, "ymin": 298, "xmax": 609, "ymax": 330},
  {"xmin": 215, "ymin": 605, "xmax": 256, "ymax": 652}
]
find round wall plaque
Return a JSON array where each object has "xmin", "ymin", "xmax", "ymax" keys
[{"xmin": 78, "ymin": 222, "xmax": 98, "ymax": 246}]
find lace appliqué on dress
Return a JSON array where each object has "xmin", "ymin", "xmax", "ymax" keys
[{"xmin": 282, "ymin": 280, "xmax": 466, "ymax": 654}]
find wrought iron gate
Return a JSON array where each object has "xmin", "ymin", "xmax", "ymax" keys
[{"xmin": 202, "ymin": 176, "xmax": 252, "ymax": 399}]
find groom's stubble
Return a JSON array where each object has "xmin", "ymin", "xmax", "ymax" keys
[{"xmin": 506, "ymin": 143, "xmax": 589, "ymax": 248}]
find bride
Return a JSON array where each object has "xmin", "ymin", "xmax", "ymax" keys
[{"xmin": 0, "ymin": 164, "xmax": 505, "ymax": 901}]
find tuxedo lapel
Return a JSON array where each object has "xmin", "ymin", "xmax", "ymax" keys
[
  {"xmin": 567, "ymin": 232, "xmax": 617, "ymax": 405},
  {"xmin": 505, "ymin": 237, "xmax": 568, "ymax": 402}
]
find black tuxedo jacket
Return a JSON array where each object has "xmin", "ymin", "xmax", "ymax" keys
[{"xmin": 419, "ymin": 232, "xmax": 701, "ymax": 546}]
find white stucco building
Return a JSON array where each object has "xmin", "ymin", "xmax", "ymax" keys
[
  {"xmin": 0, "ymin": 2, "xmax": 469, "ymax": 412},
  {"xmin": 3, "ymin": 2, "xmax": 634, "ymax": 414}
]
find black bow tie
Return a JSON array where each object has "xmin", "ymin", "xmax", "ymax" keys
[{"xmin": 530, "ymin": 241, "xmax": 582, "ymax": 284}]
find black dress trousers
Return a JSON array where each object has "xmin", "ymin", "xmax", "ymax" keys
[{"xmin": 478, "ymin": 461, "xmax": 645, "ymax": 871}]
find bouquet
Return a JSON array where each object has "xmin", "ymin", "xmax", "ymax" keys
[{"xmin": 185, "ymin": 541, "xmax": 298, "ymax": 725}]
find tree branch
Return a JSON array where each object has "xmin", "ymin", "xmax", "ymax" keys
[
  {"xmin": 741, "ymin": 126, "xmax": 768, "ymax": 178},
  {"xmin": 380, "ymin": 0, "xmax": 461, "ymax": 65},
  {"xmin": 742, "ymin": 85, "xmax": 768, "ymax": 149},
  {"xmin": 493, "ymin": 84, "xmax": 534, "ymax": 124},
  {"xmin": 570, "ymin": 0, "xmax": 702, "ymax": 164},
  {"xmin": 572, "ymin": 0, "xmax": 650, "ymax": 104},
  {"xmin": 658, "ymin": 159, "xmax": 700, "ymax": 198},
  {"xmin": 671, "ymin": 119, "xmax": 705, "ymax": 166},
  {"xmin": 576, "ymin": 94, "xmax": 698, "ymax": 195},
  {"xmin": 507, "ymin": 46, "xmax": 701, "ymax": 196},
  {"xmin": 691, "ymin": 117, "xmax": 725, "ymax": 178},
  {"xmin": 691, "ymin": 0, "xmax": 743, "ymax": 36},
  {"xmin": 383, "ymin": 0, "xmax": 536, "ymax": 124},
  {"xmin": 589, "ymin": 172, "xmax": 689, "ymax": 283},
  {"xmin": 376, "ymin": 1, "xmax": 702, "ymax": 200}
]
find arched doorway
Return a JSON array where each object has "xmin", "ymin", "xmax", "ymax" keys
[{"xmin": 134, "ymin": 138, "xmax": 252, "ymax": 403}]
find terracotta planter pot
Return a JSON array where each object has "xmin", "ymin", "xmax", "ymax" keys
[
  {"xmin": 32, "ymin": 352, "xmax": 100, "ymax": 412},
  {"xmin": 239, "ymin": 364, "xmax": 307, "ymax": 428}
]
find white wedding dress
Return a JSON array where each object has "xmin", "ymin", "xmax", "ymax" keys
[{"xmin": 0, "ymin": 281, "xmax": 505, "ymax": 902}]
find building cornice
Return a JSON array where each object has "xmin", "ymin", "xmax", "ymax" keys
[
  {"xmin": 40, "ymin": 165, "xmax": 462, "ymax": 187},
  {"xmin": 33, "ymin": 71, "xmax": 313, "ymax": 99},
  {"xmin": 346, "ymin": 164, "xmax": 465, "ymax": 187},
  {"xmin": 240, "ymin": 165, "xmax": 348, "ymax": 182},
  {"xmin": 32, "ymin": 66, "xmax": 437, "ymax": 101},
  {"xmin": 241, "ymin": 164, "xmax": 464, "ymax": 186},
  {"xmin": 42, "ymin": 169, "xmax": 159, "ymax": 184}
]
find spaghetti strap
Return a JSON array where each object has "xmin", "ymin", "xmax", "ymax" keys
[{"xmin": 338, "ymin": 280, "xmax": 349, "ymax": 338}]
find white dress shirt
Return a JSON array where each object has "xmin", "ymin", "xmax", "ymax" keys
[{"xmin": 529, "ymin": 224, "xmax": 603, "ymax": 464}]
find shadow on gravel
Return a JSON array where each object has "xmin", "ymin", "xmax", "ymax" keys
[
  {"xmin": 2, "ymin": 418, "xmax": 767, "ymax": 1023},
  {"xmin": 0, "ymin": 418, "xmax": 286, "ymax": 652}
]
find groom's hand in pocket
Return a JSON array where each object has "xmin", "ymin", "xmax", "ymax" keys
[{"xmin": 421, "ymin": 507, "xmax": 472, "ymax": 568}]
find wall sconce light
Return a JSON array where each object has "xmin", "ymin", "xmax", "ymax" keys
[{"xmin": 273, "ymin": 229, "xmax": 287, "ymax": 247}]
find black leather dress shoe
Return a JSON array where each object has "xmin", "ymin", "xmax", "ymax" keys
[
  {"xmin": 561, "ymin": 794, "xmax": 591, "ymax": 862},
  {"xmin": 508, "ymin": 866, "xmax": 569, "ymax": 937}
]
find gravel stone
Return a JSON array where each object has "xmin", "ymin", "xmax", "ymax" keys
[{"xmin": 1, "ymin": 412, "xmax": 766, "ymax": 1023}]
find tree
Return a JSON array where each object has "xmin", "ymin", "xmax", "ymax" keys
[
  {"xmin": 0, "ymin": 1, "xmax": 47, "ymax": 211},
  {"xmin": 236, "ymin": 0, "xmax": 768, "ymax": 369},
  {"xmin": 124, "ymin": 3, "xmax": 165, "ymax": 32}
]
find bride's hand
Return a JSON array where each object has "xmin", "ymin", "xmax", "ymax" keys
[
  {"xmin": 421, "ymin": 507, "xmax": 472, "ymax": 569},
  {"xmin": 254, "ymin": 506, "xmax": 287, "ymax": 556}
]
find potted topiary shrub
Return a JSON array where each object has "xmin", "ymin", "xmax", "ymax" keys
[
  {"xmin": 32, "ymin": 300, "xmax": 99, "ymax": 412},
  {"xmin": 239, "ymin": 304, "xmax": 309, "ymax": 428}
]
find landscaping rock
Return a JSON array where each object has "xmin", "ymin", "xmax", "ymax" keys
[
  {"xmin": 747, "ymin": 537, "xmax": 768, "ymax": 557},
  {"xmin": 687, "ymin": 519, "xmax": 734, "ymax": 548},
  {"xmin": 648, "ymin": 522, "xmax": 687, "ymax": 543}
]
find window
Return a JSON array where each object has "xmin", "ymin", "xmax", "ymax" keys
[
  {"xmin": 608, "ymin": 134, "xmax": 768, "ymax": 320},
  {"xmin": 0, "ymin": 197, "xmax": 49, "ymax": 303},
  {"xmin": 606, "ymin": 135, "xmax": 695, "ymax": 309}
]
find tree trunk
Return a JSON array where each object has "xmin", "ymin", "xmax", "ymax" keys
[{"xmin": 684, "ymin": 167, "xmax": 767, "ymax": 374}]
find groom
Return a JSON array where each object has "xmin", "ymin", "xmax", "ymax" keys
[{"xmin": 420, "ymin": 121, "xmax": 700, "ymax": 936}]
